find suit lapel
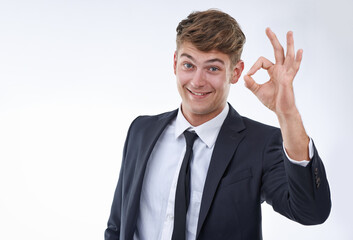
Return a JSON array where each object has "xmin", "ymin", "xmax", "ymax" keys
[
  {"xmin": 196, "ymin": 105, "xmax": 246, "ymax": 238},
  {"xmin": 125, "ymin": 109, "xmax": 178, "ymax": 239}
]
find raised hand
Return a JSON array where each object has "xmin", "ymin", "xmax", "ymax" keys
[
  {"xmin": 244, "ymin": 28, "xmax": 303, "ymax": 116},
  {"xmin": 244, "ymin": 28, "xmax": 310, "ymax": 160}
]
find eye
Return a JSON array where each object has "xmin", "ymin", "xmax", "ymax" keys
[
  {"xmin": 183, "ymin": 63, "xmax": 194, "ymax": 69},
  {"xmin": 209, "ymin": 66, "xmax": 219, "ymax": 72}
]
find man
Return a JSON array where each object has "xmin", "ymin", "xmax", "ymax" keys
[{"xmin": 105, "ymin": 9, "xmax": 331, "ymax": 240}]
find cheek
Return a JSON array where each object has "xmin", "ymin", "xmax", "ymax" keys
[
  {"xmin": 209, "ymin": 75, "xmax": 229, "ymax": 91},
  {"xmin": 176, "ymin": 71, "xmax": 191, "ymax": 86}
]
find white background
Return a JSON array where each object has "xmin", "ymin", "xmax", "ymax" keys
[{"xmin": 1, "ymin": 0, "xmax": 352, "ymax": 239}]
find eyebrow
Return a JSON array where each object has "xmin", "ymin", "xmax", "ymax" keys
[{"xmin": 180, "ymin": 53, "xmax": 225, "ymax": 65}]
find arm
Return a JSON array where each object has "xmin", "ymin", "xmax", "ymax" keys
[
  {"xmin": 244, "ymin": 28, "xmax": 309, "ymax": 161},
  {"xmin": 261, "ymin": 128, "xmax": 331, "ymax": 225},
  {"xmin": 245, "ymin": 28, "xmax": 331, "ymax": 223},
  {"xmin": 104, "ymin": 118, "xmax": 136, "ymax": 240},
  {"xmin": 105, "ymin": 167, "xmax": 123, "ymax": 240},
  {"xmin": 261, "ymin": 129, "xmax": 331, "ymax": 225}
]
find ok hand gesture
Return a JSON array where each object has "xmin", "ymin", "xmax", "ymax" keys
[{"xmin": 244, "ymin": 28, "xmax": 303, "ymax": 117}]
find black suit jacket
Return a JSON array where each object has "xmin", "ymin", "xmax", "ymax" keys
[{"xmin": 105, "ymin": 104, "xmax": 331, "ymax": 240}]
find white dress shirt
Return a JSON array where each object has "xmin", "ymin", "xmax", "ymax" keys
[{"xmin": 133, "ymin": 104, "xmax": 312, "ymax": 240}]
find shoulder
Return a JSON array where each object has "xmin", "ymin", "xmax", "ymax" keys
[
  {"xmin": 241, "ymin": 116, "xmax": 278, "ymax": 132},
  {"xmin": 227, "ymin": 104, "xmax": 279, "ymax": 135},
  {"xmin": 130, "ymin": 109, "xmax": 178, "ymax": 128},
  {"xmin": 240, "ymin": 116, "xmax": 283, "ymax": 147},
  {"xmin": 126, "ymin": 109, "xmax": 178, "ymax": 138},
  {"xmin": 227, "ymin": 103, "xmax": 278, "ymax": 134},
  {"xmin": 122, "ymin": 109, "xmax": 178, "ymax": 152}
]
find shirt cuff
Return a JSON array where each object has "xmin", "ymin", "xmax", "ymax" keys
[{"xmin": 283, "ymin": 138, "xmax": 314, "ymax": 167}]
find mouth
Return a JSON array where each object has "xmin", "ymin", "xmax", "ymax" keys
[{"xmin": 187, "ymin": 88, "xmax": 211, "ymax": 97}]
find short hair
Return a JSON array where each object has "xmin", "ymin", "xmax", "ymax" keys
[{"xmin": 176, "ymin": 9, "xmax": 246, "ymax": 65}]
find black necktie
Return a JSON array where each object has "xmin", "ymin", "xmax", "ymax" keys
[{"xmin": 172, "ymin": 131, "xmax": 198, "ymax": 240}]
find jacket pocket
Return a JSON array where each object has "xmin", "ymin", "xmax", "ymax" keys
[{"xmin": 219, "ymin": 168, "xmax": 253, "ymax": 189}]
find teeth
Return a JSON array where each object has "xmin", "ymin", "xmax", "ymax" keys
[{"xmin": 191, "ymin": 91, "xmax": 207, "ymax": 96}]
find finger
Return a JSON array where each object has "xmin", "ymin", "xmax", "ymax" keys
[
  {"xmin": 294, "ymin": 49, "xmax": 303, "ymax": 71},
  {"xmin": 285, "ymin": 31, "xmax": 295, "ymax": 66},
  {"xmin": 247, "ymin": 56, "xmax": 274, "ymax": 76},
  {"xmin": 244, "ymin": 75, "xmax": 260, "ymax": 94},
  {"xmin": 266, "ymin": 28, "xmax": 285, "ymax": 64}
]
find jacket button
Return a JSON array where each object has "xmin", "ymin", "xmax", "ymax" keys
[{"xmin": 316, "ymin": 177, "xmax": 321, "ymax": 188}]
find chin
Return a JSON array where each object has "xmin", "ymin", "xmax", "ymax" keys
[{"xmin": 189, "ymin": 105, "xmax": 215, "ymax": 116}]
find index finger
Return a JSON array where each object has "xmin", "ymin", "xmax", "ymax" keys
[
  {"xmin": 247, "ymin": 56, "xmax": 273, "ymax": 76},
  {"xmin": 266, "ymin": 28, "xmax": 285, "ymax": 64}
]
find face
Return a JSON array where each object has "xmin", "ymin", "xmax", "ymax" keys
[{"xmin": 174, "ymin": 42, "xmax": 244, "ymax": 126}]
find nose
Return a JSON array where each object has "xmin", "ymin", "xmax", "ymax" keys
[{"xmin": 190, "ymin": 69, "xmax": 206, "ymax": 88}]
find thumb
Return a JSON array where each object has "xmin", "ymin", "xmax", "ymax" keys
[{"xmin": 244, "ymin": 75, "xmax": 259, "ymax": 94}]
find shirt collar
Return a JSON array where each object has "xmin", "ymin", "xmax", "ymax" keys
[{"xmin": 175, "ymin": 104, "xmax": 229, "ymax": 148}]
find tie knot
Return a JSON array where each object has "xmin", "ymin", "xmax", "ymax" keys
[{"xmin": 183, "ymin": 131, "xmax": 198, "ymax": 148}]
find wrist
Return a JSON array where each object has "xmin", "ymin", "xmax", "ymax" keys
[
  {"xmin": 276, "ymin": 108, "xmax": 301, "ymax": 124},
  {"xmin": 276, "ymin": 108, "xmax": 310, "ymax": 160}
]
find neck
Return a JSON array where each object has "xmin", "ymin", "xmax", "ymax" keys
[{"xmin": 181, "ymin": 104, "xmax": 226, "ymax": 127}]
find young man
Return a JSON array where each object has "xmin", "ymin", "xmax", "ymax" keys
[{"xmin": 105, "ymin": 9, "xmax": 331, "ymax": 240}]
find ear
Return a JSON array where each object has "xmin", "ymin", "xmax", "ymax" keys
[
  {"xmin": 230, "ymin": 60, "xmax": 244, "ymax": 84},
  {"xmin": 173, "ymin": 51, "xmax": 177, "ymax": 75}
]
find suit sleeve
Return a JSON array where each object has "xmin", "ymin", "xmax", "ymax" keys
[
  {"xmin": 104, "ymin": 118, "xmax": 137, "ymax": 240},
  {"xmin": 104, "ymin": 162, "xmax": 124, "ymax": 240},
  {"xmin": 261, "ymin": 129, "xmax": 331, "ymax": 225}
]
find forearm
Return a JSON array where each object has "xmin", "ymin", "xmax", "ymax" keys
[
  {"xmin": 262, "ymin": 130, "xmax": 331, "ymax": 225},
  {"xmin": 276, "ymin": 108, "xmax": 310, "ymax": 161}
]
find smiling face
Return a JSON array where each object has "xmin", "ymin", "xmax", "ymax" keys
[{"xmin": 174, "ymin": 42, "xmax": 244, "ymax": 126}]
